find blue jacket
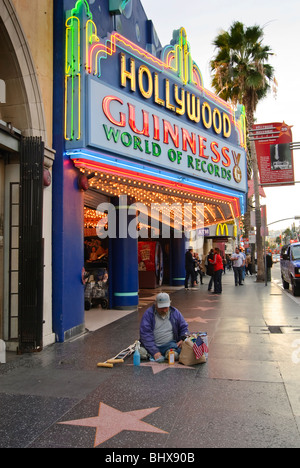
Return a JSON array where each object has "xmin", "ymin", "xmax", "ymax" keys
[{"xmin": 140, "ymin": 305, "xmax": 189, "ymax": 357}]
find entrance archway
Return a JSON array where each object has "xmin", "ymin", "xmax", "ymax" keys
[
  {"xmin": 0, "ymin": 0, "xmax": 47, "ymax": 141},
  {"xmin": 0, "ymin": 0, "xmax": 53, "ymax": 350}
]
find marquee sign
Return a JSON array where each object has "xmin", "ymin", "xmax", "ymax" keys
[
  {"xmin": 64, "ymin": 0, "xmax": 247, "ymax": 195},
  {"xmin": 87, "ymin": 78, "xmax": 247, "ymax": 191}
]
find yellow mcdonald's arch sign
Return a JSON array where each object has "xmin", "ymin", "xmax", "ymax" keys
[
  {"xmin": 216, "ymin": 224, "xmax": 229, "ymax": 236},
  {"xmin": 233, "ymin": 224, "xmax": 237, "ymax": 238}
]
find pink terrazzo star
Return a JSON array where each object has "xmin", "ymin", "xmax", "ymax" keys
[
  {"xmin": 200, "ymin": 299, "xmax": 219, "ymax": 303},
  {"xmin": 135, "ymin": 361, "xmax": 196, "ymax": 374},
  {"xmin": 59, "ymin": 402, "xmax": 168, "ymax": 447},
  {"xmin": 186, "ymin": 316, "xmax": 217, "ymax": 324}
]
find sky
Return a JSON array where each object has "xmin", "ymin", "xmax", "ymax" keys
[{"xmin": 142, "ymin": 0, "xmax": 300, "ymax": 232}]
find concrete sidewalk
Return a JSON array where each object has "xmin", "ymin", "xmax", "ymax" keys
[{"xmin": 1, "ymin": 269, "xmax": 300, "ymax": 448}]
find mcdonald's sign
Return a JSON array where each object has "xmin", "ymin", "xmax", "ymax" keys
[{"xmin": 216, "ymin": 224, "xmax": 229, "ymax": 237}]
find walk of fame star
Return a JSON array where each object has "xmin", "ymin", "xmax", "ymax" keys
[
  {"xmin": 130, "ymin": 361, "xmax": 196, "ymax": 374},
  {"xmin": 199, "ymin": 299, "xmax": 219, "ymax": 303},
  {"xmin": 186, "ymin": 317, "xmax": 216, "ymax": 324},
  {"xmin": 59, "ymin": 403, "xmax": 168, "ymax": 447}
]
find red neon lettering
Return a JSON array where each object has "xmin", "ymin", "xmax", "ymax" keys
[
  {"xmin": 198, "ymin": 136, "xmax": 209, "ymax": 159},
  {"xmin": 163, "ymin": 120, "xmax": 179, "ymax": 148},
  {"xmin": 182, "ymin": 128, "xmax": 196, "ymax": 155},
  {"xmin": 153, "ymin": 115, "xmax": 160, "ymax": 141},
  {"xmin": 211, "ymin": 141, "xmax": 221, "ymax": 164},
  {"xmin": 221, "ymin": 146, "xmax": 231, "ymax": 167},
  {"xmin": 102, "ymin": 95, "xmax": 126, "ymax": 127},
  {"xmin": 128, "ymin": 104, "xmax": 150, "ymax": 136}
]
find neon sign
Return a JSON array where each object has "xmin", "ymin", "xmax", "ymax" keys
[
  {"xmin": 64, "ymin": 0, "xmax": 247, "ymax": 153},
  {"xmin": 68, "ymin": 153, "xmax": 242, "ymax": 219},
  {"xmin": 87, "ymin": 79, "xmax": 246, "ymax": 192},
  {"xmin": 119, "ymin": 54, "xmax": 232, "ymax": 138}
]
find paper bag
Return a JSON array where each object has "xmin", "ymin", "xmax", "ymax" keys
[{"xmin": 179, "ymin": 340, "xmax": 206, "ymax": 366}]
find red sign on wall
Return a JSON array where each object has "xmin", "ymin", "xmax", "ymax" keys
[{"xmin": 252, "ymin": 122, "xmax": 294, "ymax": 186}]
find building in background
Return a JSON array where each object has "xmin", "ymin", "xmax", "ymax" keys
[{"xmin": 0, "ymin": 0, "xmax": 55, "ymax": 352}]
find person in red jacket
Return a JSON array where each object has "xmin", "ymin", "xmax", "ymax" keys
[{"xmin": 209, "ymin": 248, "xmax": 223, "ymax": 294}]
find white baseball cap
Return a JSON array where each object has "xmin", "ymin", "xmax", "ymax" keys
[{"xmin": 156, "ymin": 292, "xmax": 171, "ymax": 308}]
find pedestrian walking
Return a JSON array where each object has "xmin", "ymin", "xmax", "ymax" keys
[
  {"xmin": 193, "ymin": 253, "xmax": 204, "ymax": 285},
  {"xmin": 185, "ymin": 246, "xmax": 196, "ymax": 290},
  {"xmin": 266, "ymin": 251, "xmax": 273, "ymax": 282},
  {"xmin": 209, "ymin": 248, "xmax": 223, "ymax": 294},
  {"xmin": 205, "ymin": 249, "xmax": 215, "ymax": 291},
  {"xmin": 246, "ymin": 253, "xmax": 253, "ymax": 275},
  {"xmin": 222, "ymin": 255, "xmax": 227, "ymax": 274},
  {"xmin": 230, "ymin": 247, "xmax": 245, "ymax": 286},
  {"xmin": 240, "ymin": 249, "xmax": 246, "ymax": 281}
]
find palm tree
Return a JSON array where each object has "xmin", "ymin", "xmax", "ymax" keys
[{"xmin": 210, "ymin": 21, "xmax": 276, "ymax": 281}]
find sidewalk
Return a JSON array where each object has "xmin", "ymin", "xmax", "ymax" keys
[{"xmin": 1, "ymin": 269, "xmax": 300, "ymax": 448}]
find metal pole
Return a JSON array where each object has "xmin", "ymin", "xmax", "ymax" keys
[
  {"xmin": 264, "ymin": 235, "xmax": 268, "ymax": 287},
  {"xmin": 267, "ymin": 217, "xmax": 300, "ymax": 227}
]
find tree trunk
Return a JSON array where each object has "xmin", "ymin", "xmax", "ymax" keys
[
  {"xmin": 246, "ymin": 108, "xmax": 265, "ymax": 282},
  {"xmin": 250, "ymin": 140, "xmax": 265, "ymax": 281}
]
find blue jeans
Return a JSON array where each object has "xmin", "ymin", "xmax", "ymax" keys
[
  {"xmin": 214, "ymin": 269, "xmax": 223, "ymax": 293},
  {"xmin": 234, "ymin": 266, "xmax": 243, "ymax": 285},
  {"xmin": 208, "ymin": 274, "xmax": 214, "ymax": 291},
  {"xmin": 158, "ymin": 341, "xmax": 181, "ymax": 357}
]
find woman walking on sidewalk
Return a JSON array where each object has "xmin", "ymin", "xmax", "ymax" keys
[
  {"xmin": 209, "ymin": 248, "xmax": 223, "ymax": 294},
  {"xmin": 206, "ymin": 249, "xmax": 215, "ymax": 291}
]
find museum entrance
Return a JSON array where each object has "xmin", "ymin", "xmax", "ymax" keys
[{"xmin": 78, "ymin": 164, "xmax": 239, "ymax": 311}]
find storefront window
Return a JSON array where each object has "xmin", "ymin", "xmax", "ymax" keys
[{"xmin": 84, "ymin": 207, "xmax": 109, "ymax": 310}]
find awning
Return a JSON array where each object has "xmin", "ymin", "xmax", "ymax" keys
[{"xmin": 68, "ymin": 149, "xmax": 245, "ymax": 228}]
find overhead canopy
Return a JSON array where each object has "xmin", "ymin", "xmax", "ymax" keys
[{"xmin": 72, "ymin": 152, "xmax": 242, "ymax": 229}]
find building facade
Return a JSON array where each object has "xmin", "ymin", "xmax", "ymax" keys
[
  {"xmin": 0, "ymin": 0, "xmax": 248, "ymax": 351},
  {"xmin": 52, "ymin": 0, "xmax": 247, "ymax": 342},
  {"xmin": 0, "ymin": 0, "xmax": 55, "ymax": 352}
]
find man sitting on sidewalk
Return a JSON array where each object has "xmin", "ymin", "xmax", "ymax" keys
[{"xmin": 139, "ymin": 293, "xmax": 189, "ymax": 362}]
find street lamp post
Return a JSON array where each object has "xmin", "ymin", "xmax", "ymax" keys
[{"xmin": 267, "ymin": 216, "xmax": 300, "ymax": 227}]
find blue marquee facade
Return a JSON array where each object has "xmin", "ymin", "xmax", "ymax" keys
[{"xmin": 52, "ymin": 0, "xmax": 248, "ymax": 341}]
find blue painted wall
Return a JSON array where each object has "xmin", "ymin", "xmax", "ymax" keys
[
  {"xmin": 53, "ymin": 0, "xmax": 85, "ymax": 341},
  {"xmin": 52, "ymin": 0, "xmax": 152, "ymax": 339}
]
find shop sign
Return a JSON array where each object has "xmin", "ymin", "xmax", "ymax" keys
[
  {"xmin": 64, "ymin": 1, "xmax": 247, "ymax": 195},
  {"xmin": 216, "ymin": 223, "xmax": 229, "ymax": 237},
  {"xmin": 87, "ymin": 77, "xmax": 247, "ymax": 192},
  {"xmin": 249, "ymin": 231, "xmax": 256, "ymax": 244},
  {"xmin": 198, "ymin": 228, "xmax": 210, "ymax": 237},
  {"xmin": 209, "ymin": 223, "xmax": 237, "ymax": 238}
]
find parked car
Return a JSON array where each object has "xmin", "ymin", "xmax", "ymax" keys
[
  {"xmin": 273, "ymin": 254, "xmax": 280, "ymax": 263},
  {"xmin": 280, "ymin": 243, "xmax": 300, "ymax": 296}
]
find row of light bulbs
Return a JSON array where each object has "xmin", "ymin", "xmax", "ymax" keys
[{"xmin": 80, "ymin": 168, "xmax": 232, "ymax": 226}]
